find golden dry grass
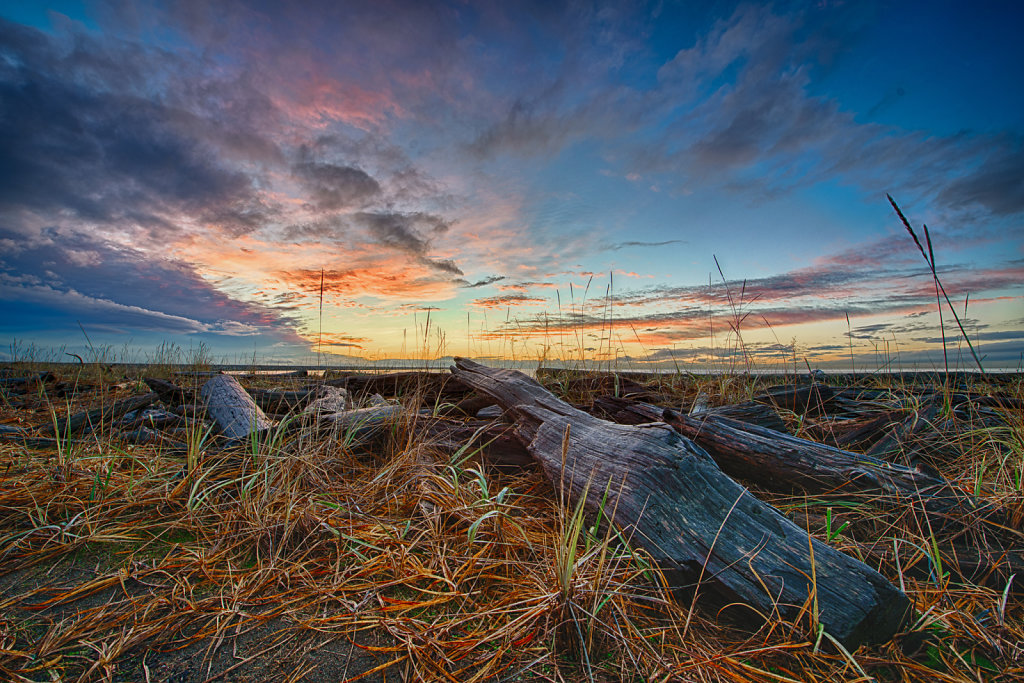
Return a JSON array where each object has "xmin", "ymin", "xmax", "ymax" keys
[{"xmin": 0, "ymin": 366, "xmax": 1021, "ymax": 682}]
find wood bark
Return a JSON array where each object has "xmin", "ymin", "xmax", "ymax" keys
[
  {"xmin": 601, "ymin": 397, "xmax": 788, "ymax": 433},
  {"xmin": 250, "ymin": 388, "xmax": 319, "ymax": 413},
  {"xmin": 143, "ymin": 377, "xmax": 196, "ymax": 406},
  {"xmin": 449, "ymin": 358, "xmax": 910, "ymax": 649},
  {"xmin": 415, "ymin": 417, "xmax": 534, "ymax": 469},
  {"xmin": 866, "ymin": 395, "xmax": 942, "ymax": 458},
  {"xmin": 317, "ymin": 405, "xmax": 403, "ymax": 444},
  {"xmin": 696, "ymin": 401, "xmax": 788, "ymax": 432},
  {"xmin": 325, "ymin": 372, "xmax": 470, "ymax": 402},
  {"xmin": 754, "ymin": 384, "xmax": 836, "ymax": 415},
  {"xmin": 598, "ymin": 398, "xmax": 951, "ymax": 502},
  {"xmin": 200, "ymin": 375, "xmax": 273, "ymax": 439},
  {"xmin": 37, "ymin": 392, "xmax": 158, "ymax": 437},
  {"xmin": 802, "ymin": 409, "xmax": 906, "ymax": 450}
]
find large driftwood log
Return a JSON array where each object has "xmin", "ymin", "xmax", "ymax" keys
[
  {"xmin": 593, "ymin": 396, "xmax": 787, "ymax": 433},
  {"xmin": 597, "ymin": 398, "xmax": 951, "ymax": 502},
  {"xmin": 200, "ymin": 375, "xmax": 273, "ymax": 439},
  {"xmin": 450, "ymin": 358, "xmax": 910, "ymax": 649},
  {"xmin": 249, "ymin": 388, "xmax": 319, "ymax": 413},
  {"xmin": 699, "ymin": 401, "xmax": 788, "ymax": 432}
]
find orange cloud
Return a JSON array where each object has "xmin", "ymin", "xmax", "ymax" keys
[{"xmin": 471, "ymin": 294, "xmax": 549, "ymax": 309}]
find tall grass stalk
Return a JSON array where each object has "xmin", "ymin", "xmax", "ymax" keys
[{"xmin": 888, "ymin": 195, "xmax": 985, "ymax": 374}]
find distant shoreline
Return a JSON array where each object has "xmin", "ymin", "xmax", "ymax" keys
[{"xmin": 5, "ymin": 360, "xmax": 1020, "ymax": 380}]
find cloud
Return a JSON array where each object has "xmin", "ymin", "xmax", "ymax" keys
[
  {"xmin": 293, "ymin": 157, "xmax": 381, "ymax": 211},
  {"xmin": 280, "ymin": 262, "xmax": 458, "ymax": 302},
  {"xmin": 0, "ymin": 20, "xmax": 273, "ymax": 241},
  {"xmin": 460, "ymin": 275, "xmax": 506, "ymax": 288},
  {"xmin": 470, "ymin": 293, "xmax": 549, "ymax": 309},
  {"xmin": 469, "ymin": 248, "xmax": 1024, "ymax": 351},
  {"xmin": 353, "ymin": 211, "xmax": 463, "ymax": 276},
  {"xmin": 0, "ymin": 280, "xmax": 253, "ymax": 337},
  {"xmin": 460, "ymin": 3, "xmax": 1023, "ymax": 222},
  {"xmin": 1, "ymin": 2, "xmax": 1019, "ymax": 365},
  {"xmin": 603, "ymin": 240, "xmax": 685, "ymax": 251},
  {"xmin": 0, "ymin": 12, "xmax": 474, "ymax": 353},
  {"xmin": 937, "ymin": 143, "xmax": 1024, "ymax": 216},
  {"xmin": 314, "ymin": 332, "xmax": 371, "ymax": 350}
]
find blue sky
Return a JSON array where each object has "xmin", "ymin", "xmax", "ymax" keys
[{"xmin": 1, "ymin": 0, "xmax": 1021, "ymax": 369}]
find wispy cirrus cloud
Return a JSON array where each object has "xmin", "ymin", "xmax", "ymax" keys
[{"xmin": 603, "ymin": 240, "xmax": 685, "ymax": 251}]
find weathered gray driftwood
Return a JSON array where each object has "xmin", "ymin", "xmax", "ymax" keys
[
  {"xmin": 249, "ymin": 388, "xmax": 318, "ymax": 413},
  {"xmin": 326, "ymin": 372, "xmax": 471, "ymax": 405},
  {"xmin": 416, "ymin": 417, "xmax": 534, "ymax": 469},
  {"xmin": 754, "ymin": 384, "xmax": 835, "ymax": 415},
  {"xmin": 200, "ymin": 375, "xmax": 273, "ymax": 439},
  {"xmin": 866, "ymin": 395, "xmax": 942, "ymax": 458},
  {"xmin": 598, "ymin": 398, "xmax": 950, "ymax": 501},
  {"xmin": 318, "ymin": 405, "xmax": 403, "ymax": 444},
  {"xmin": 38, "ymin": 392, "xmax": 158, "ymax": 437},
  {"xmin": 450, "ymin": 358, "xmax": 910, "ymax": 649},
  {"xmin": 144, "ymin": 377, "xmax": 196, "ymax": 406},
  {"xmin": 699, "ymin": 401, "xmax": 788, "ymax": 432}
]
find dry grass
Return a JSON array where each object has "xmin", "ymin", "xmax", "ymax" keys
[{"xmin": 0, "ymin": 365, "xmax": 1021, "ymax": 682}]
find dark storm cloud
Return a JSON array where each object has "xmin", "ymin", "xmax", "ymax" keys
[
  {"xmin": 355, "ymin": 212, "xmax": 448, "ymax": 253},
  {"xmin": 429, "ymin": 258, "xmax": 463, "ymax": 276},
  {"xmin": 292, "ymin": 157, "xmax": 381, "ymax": 211},
  {"xmin": 353, "ymin": 211, "xmax": 463, "ymax": 276},
  {"xmin": 471, "ymin": 293, "xmax": 548, "ymax": 309},
  {"xmin": 0, "ymin": 18, "xmax": 271, "ymax": 240}
]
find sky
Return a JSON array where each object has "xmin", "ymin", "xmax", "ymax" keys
[{"xmin": 1, "ymin": 0, "xmax": 1022, "ymax": 370}]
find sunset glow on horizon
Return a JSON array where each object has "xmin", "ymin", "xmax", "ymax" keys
[{"xmin": 1, "ymin": 1, "xmax": 1022, "ymax": 370}]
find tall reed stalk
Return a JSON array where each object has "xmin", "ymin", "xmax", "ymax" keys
[{"xmin": 888, "ymin": 195, "xmax": 985, "ymax": 374}]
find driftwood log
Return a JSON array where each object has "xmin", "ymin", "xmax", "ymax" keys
[
  {"xmin": 249, "ymin": 388, "xmax": 319, "ymax": 414},
  {"xmin": 326, "ymin": 372, "xmax": 471, "ymax": 405},
  {"xmin": 415, "ymin": 417, "xmax": 534, "ymax": 469},
  {"xmin": 866, "ymin": 395, "xmax": 943, "ymax": 459},
  {"xmin": 200, "ymin": 375, "xmax": 273, "ymax": 439},
  {"xmin": 37, "ymin": 392, "xmax": 158, "ymax": 437},
  {"xmin": 449, "ymin": 358, "xmax": 910, "ymax": 649},
  {"xmin": 597, "ymin": 398, "xmax": 952, "ymax": 503},
  {"xmin": 754, "ymin": 384, "xmax": 836, "ymax": 415},
  {"xmin": 199, "ymin": 375, "xmax": 404, "ymax": 448},
  {"xmin": 318, "ymin": 405, "xmax": 403, "ymax": 444},
  {"xmin": 143, "ymin": 377, "xmax": 197, "ymax": 406}
]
